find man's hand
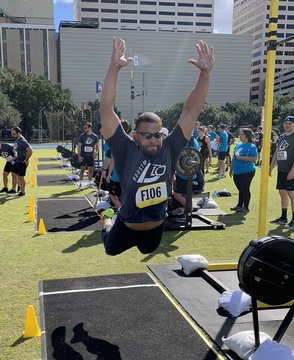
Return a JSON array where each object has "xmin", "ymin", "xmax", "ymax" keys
[
  {"xmin": 111, "ymin": 37, "xmax": 133, "ymax": 69},
  {"xmin": 187, "ymin": 40, "xmax": 214, "ymax": 72}
]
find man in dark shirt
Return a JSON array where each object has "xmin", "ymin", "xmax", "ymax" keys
[
  {"xmin": 10, "ymin": 126, "xmax": 33, "ymax": 197},
  {"xmin": 77, "ymin": 122, "xmax": 99, "ymax": 190},
  {"xmin": 99, "ymin": 36, "xmax": 214, "ymax": 255},
  {"xmin": 0, "ymin": 143, "xmax": 15, "ymax": 193}
]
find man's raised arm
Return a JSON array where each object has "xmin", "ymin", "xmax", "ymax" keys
[
  {"xmin": 100, "ymin": 37, "xmax": 132, "ymax": 140},
  {"xmin": 178, "ymin": 40, "xmax": 214, "ymax": 139}
]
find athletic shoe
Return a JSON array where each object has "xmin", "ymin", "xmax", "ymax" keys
[
  {"xmin": 172, "ymin": 208, "xmax": 185, "ymax": 216},
  {"xmin": 236, "ymin": 207, "xmax": 249, "ymax": 213},
  {"xmin": 17, "ymin": 192, "xmax": 25, "ymax": 197},
  {"xmin": 284, "ymin": 220, "xmax": 294, "ymax": 229},
  {"xmin": 87, "ymin": 182, "xmax": 96, "ymax": 188},
  {"xmin": 7, "ymin": 189, "xmax": 16, "ymax": 195},
  {"xmin": 100, "ymin": 208, "xmax": 114, "ymax": 220},
  {"xmin": 78, "ymin": 182, "xmax": 83, "ymax": 190},
  {"xmin": 230, "ymin": 205, "xmax": 241, "ymax": 211},
  {"xmin": 0, "ymin": 187, "xmax": 8, "ymax": 193},
  {"xmin": 270, "ymin": 217, "xmax": 287, "ymax": 225},
  {"xmin": 217, "ymin": 173, "xmax": 226, "ymax": 179}
]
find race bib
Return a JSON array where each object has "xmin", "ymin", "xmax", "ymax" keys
[
  {"xmin": 84, "ymin": 146, "xmax": 93, "ymax": 153},
  {"xmin": 135, "ymin": 182, "xmax": 167, "ymax": 208},
  {"xmin": 277, "ymin": 151, "xmax": 287, "ymax": 161}
]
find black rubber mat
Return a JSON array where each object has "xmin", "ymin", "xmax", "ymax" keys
[
  {"xmin": 37, "ymin": 174, "xmax": 74, "ymax": 186},
  {"xmin": 148, "ymin": 263, "xmax": 294, "ymax": 359},
  {"xmin": 38, "ymin": 163, "xmax": 64, "ymax": 170},
  {"xmin": 37, "ymin": 198, "xmax": 100, "ymax": 232},
  {"xmin": 38, "ymin": 158, "xmax": 58, "ymax": 162},
  {"xmin": 39, "ymin": 273, "xmax": 222, "ymax": 360}
]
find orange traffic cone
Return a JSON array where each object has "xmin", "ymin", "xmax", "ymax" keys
[
  {"xmin": 38, "ymin": 219, "xmax": 47, "ymax": 235},
  {"xmin": 23, "ymin": 305, "xmax": 41, "ymax": 338}
]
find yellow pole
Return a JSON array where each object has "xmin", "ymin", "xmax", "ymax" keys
[{"xmin": 257, "ymin": 0, "xmax": 279, "ymax": 237}]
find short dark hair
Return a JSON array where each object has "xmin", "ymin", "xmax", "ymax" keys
[
  {"xmin": 84, "ymin": 122, "xmax": 92, "ymax": 128},
  {"xmin": 121, "ymin": 119, "xmax": 130, "ymax": 133},
  {"xmin": 11, "ymin": 126, "xmax": 21, "ymax": 134},
  {"xmin": 134, "ymin": 112, "xmax": 162, "ymax": 130}
]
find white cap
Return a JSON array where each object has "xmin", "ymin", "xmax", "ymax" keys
[{"xmin": 162, "ymin": 127, "xmax": 169, "ymax": 136}]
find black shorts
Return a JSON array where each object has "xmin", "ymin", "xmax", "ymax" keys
[
  {"xmin": 276, "ymin": 172, "xmax": 294, "ymax": 191},
  {"xmin": 106, "ymin": 180, "xmax": 122, "ymax": 198},
  {"xmin": 102, "ymin": 214, "xmax": 164, "ymax": 255},
  {"xmin": 11, "ymin": 162, "xmax": 27, "ymax": 177},
  {"xmin": 80, "ymin": 156, "xmax": 94, "ymax": 167},
  {"xmin": 174, "ymin": 176, "xmax": 189, "ymax": 195},
  {"xmin": 3, "ymin": 161, "xmax": 13, "ymax": 173},
  {"xmin": 218, "ymin": 151, "xmax": 226, "ymax": 161}
]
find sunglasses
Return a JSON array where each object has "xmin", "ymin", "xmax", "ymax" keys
[{"xmin": 136, "ymin": 131, "xmax": 163, "ymax": 139}]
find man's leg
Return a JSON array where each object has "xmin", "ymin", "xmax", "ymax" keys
[
  {"xmin": 3, "ymin": 171, "xmax": 9, "ymax": 188},
  {"xmin": 18, "ymin": 175, "xmax": 26, "ymax": 193},
  {"xmin": 78, "ymin": 166, "xmax": 86, "ymax": 189}
]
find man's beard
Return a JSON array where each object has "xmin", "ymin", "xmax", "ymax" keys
[{"xmin": 138, "ymin": 143, "xmax": 161, "ymax": 158}]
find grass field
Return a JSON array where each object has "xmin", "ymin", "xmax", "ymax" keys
[{"xmin": 0, "ymin": 146, "xmax": 293, "ymax": 360}]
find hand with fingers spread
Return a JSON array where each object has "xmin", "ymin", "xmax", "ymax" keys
[
  {"xmin": 111, "ymin": 37, "xmax": 133, "ymax": 69},
  {"xmin": 188, "ymin": 40, "xmax": 214, "ymax": 72}
]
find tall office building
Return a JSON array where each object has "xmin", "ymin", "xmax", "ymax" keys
[
  {"xmin": 233, "ymin": 0, "xmax": 294, "ymax": 106},
  {"xmin": 73, "ymin": 0, "xmax": 214, "ymax": 33},
  {"xmin": 0, "ymin": 0, "xmax": 57, "ymax": 81}
]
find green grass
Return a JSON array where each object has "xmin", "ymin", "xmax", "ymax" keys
[{"xmin": 0, "ymin": 147, "xmax": 292, "ymax": 359}]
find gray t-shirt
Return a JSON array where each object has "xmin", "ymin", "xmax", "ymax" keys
[
  {"xmin": 14, "ymin": 136, "xmax": 30, "ymax": 162},
  {"xmin": 277, "ymin": 132, "xmax": 294, "ymax": 173},
  {"xmin": 107, "ymin": 124, "xmax": 187, "ymax": 223},
  {"xmin": 78, "ymin": 132, "xmax": 98, "ymax": 157}
]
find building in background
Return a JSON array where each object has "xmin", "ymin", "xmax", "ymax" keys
[
  {"xmin": 73, "ymin": 0, "xmax": 214, "ymax": 33},
  {"xmin": 59, "ymin": 27, "xmax": 252, "ymax": 123},
  {"xmin": 0, "ymin": 0, "xmax": 57, "ymax": 81},
  {"xmin": 233, "ymin": 0, "xmax": 294, "ymax": 106}
]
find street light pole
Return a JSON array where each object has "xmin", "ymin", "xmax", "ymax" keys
[
  {"xmin": 39, "ymin": 106, "xmax": 45, "ymax": 143},
  {"xmin": 62, "ymin": 106, "xmax": 65, "ymax": 143}
]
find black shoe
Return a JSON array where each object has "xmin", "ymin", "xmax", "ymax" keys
[
  {"xmin": 230, "ymin": 205, "xmax": 241, "ymax": 211},
  {"xmin": 17, "ymin": 192, "xmax": 26, "ymax": 197},
  {"xmin": 270, "ymin": 217, "xmax": 287, "ymax": 225},
  {"xmin": 284, "ymin": 220, "xmax": 294, "ymax": 229},
  {"xmin": 0, "ymin": 187, "xmax": 8, "ymax": 193},
  {"xmin": 236, "ymin": 207, "xmax": 249, "ymax": 213},
  {"xmin": 7, "ymin": 189, "xmax": 16, "ymax": 195}
]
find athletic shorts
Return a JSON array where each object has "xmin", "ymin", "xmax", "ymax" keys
[
  {"xmin": 276, "ymin": 172, "xmax": 294, "ymax": 191},
  {"xmin": 106, "ymin": 180, "xmax": 122, "ymax": 198},
  {"xmin": 3, "ymin": 161, "xmax": 13, "ymax": 173},
  {"xmin": 218, "ymin": 151, "xmax": 226, "ymax": 161},
  {"xmin": 11, "ymin": 162, "xmax": 27, "ymax": 177},
  {"xmin": 80, "ymin": 156, "xmax": 94, "ymax": 167}
]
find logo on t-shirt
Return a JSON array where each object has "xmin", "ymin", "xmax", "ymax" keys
[{"xmin": 132, "ymin": 161, "xmax": 166, "ymax": 183}]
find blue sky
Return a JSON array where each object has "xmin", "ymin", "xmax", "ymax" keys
[{"xmin": 53, "ymin": 0, "xmax": 233, "ymax": 34}]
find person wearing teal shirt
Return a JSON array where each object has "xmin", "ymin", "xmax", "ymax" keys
[{"xmin": 229, "ymin": 128, "xmax": 257, "ymax": 213}]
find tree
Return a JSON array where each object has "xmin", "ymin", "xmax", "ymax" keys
[{"xmin": 0, "ymin": 91, "xmax": 21, "ymax": 128}]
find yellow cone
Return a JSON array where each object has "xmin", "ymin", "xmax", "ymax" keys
[
  {"xmin": 34, "ymin": 156, "xmax": 38, "ymax": 163},
  {"xmin": 38, "ymin": 219, "xmax": 47, "ymax": 235},
  {"xmin": 33, "ymin": 162, "xmax": 37, "ymax": 171},
  {"xmin": 27, "ymin": 176, "xmax": 31, "ymax": 184},
  {"xmin": 23, "ymin": 305, "xmax": 41, "ymax": 338},
  {"xmin": 28, "ymin": 207, "xmax": 36, "ymax": 222},
  {"xmin": 29, "ymin": 195, "xmax": 35, "ymax": 208}
]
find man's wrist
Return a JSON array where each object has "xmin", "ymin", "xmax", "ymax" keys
[{"xmin": 111, "ymin": 63, "xmax": 121, "ymax": 70}]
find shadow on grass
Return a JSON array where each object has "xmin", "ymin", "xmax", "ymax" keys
[
  {"xmin": 49, "ymin": 188, "xmax": 81, "ymax": 197},
  {"xmin": 10, "ymin": 336, "xmax": 31, "ymax": 347},
  {"xmin": 141, "ymin": 230, "xmax": 187, "ymax": 262},
  {"xmin": 62, "ymin": 232, "xmax": 100, "ymax": 253},
  {"xmin": 215, "ymin": 213, "xmax": 245, "ymax": 227}
]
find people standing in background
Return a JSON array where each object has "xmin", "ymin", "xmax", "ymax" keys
[
  {"xmin": 207, "ymin": 124, "xmax": 219, "ymax": 158},
  {"xmin": 77, "ymin": 122, "xmax": 99, "ymax": 190},
  {"xmin": 197, "ymin": 126, "xmax": 212, "ymax": 174},
  {"xmin": 0, "ymin": 143, "xmax": 15, "ymax": 193},
  {"xmin": 161, "ymin": 127, "xmax": 169, "ymax": 139},
  {"xmin": 229, "ymin": 128, "xmax": 257, "ymax": 213},
  {"xmin": 269, "ymin": 116, "xmax": 294, "ymax": 229},
  {"xmin": 9, "ymin": 126, "xmax": 33, "ymax": 197},
  {"xmin": 224, "ymin": 124, "xmax": 235, "ymax": 171},
  {"xmin": 254, "ymin": 126, "xmax": 263, "ymax": 166},
  {"xmin": 217, "ymin": 124, "xmax": 228, "ymax": 178},
  {"xmin": 270, "ymin": 128, "xmax": 280, "ymax": 165}
]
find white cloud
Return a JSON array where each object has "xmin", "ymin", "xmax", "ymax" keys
[{"xmin": 214, "ymin": 0, "xmax": 233, "ymax": 34}]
